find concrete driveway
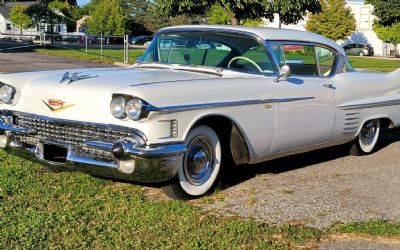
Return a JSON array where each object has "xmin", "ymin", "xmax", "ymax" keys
[{"xmin": 0, "ymin": 52, "xmax": 110, "ymax": 73}]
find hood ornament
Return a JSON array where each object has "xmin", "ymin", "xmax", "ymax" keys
[
  {"xmin": 42, "ymin": 99, "xmax": 74, "ymax": 112},
  {"xmin": 60, "ymin": 72, "xmax": 98, "ymax": 84}
]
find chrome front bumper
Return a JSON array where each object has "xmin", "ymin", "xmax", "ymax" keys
[{"xmin": 0, "ymin": 112, "xmax": 186, "ymax": 183}]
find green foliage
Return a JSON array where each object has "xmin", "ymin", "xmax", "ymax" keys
[
  {"xmin": 143, "ymin": 0, "xmax": 193, "ymax": 33},
  {"xmin": 268, "ymin": 0, "xmax": 321, "ymax": 26},
  {"xmin": 208, "ymin": 3, "xmax": 263, "ymax": 26},
  {"xmin": 10, "ymin": 5, "xmax": 33, "ymax": 38},
  {"xmin": 365, "ymin": 0, "xmax": 400, "ymax": 26},
  {"xmin": 306, "ymin": 0, "xmax": 355, "ymax": 41},
  {"xmin": 86, "ymin": 0, "xmax": 129, "ymax": 36},
  {"xmin": 373, "ymin": 23, "xmax": 400, "ymax": 53},
  {"xmin": 159, "ymin": 0, "xmax": 320, "ymax": 26}
]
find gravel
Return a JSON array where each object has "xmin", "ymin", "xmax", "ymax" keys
[
  {"xmin": 320, "ymin": 239, "xmax": 400, "ymax": 250},
  {"xmin": 200, "ymin": 129, "xmax": 400, "ymax": 229}
]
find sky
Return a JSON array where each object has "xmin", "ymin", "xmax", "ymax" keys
[{"xmin": 77, "ymin": 0, "xmax": 90, "ymax": 6}]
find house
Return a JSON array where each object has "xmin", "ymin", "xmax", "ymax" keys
[
  {"xmin": 76, "ymin": 15, "xmax": 89, "ymax": 33},
  {"xmin": 265, "ymin": 0, "xmax": 399, "ymax": 56},
  {"xmin": 0, "ymin": 1, "xmax": 67, "ymax": 39}
]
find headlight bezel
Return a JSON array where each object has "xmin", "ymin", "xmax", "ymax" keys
[
  {"xmin": 110, "ymin": 95, "xmax": 149, "ymax": 121},
  {"xmin": 0, "ymin": 82, "xmax": 16, "ymax": 104},
  {"xmin": 110, "ymin": 96, "xmax": 127, "ymax": 119}
]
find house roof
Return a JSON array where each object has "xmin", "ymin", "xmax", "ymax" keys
[
  {"xmin": 0, "ymin": 1, "xmax": 38, "ymax": 19},
  {"xmin": 161, "ymin": 25, "xmax": 346, "ymax": 55}
]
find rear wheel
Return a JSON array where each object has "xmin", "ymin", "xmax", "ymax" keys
[
  {"xmin": 162, "ymin": 125, "xmax": 221, "ymax": 200},
  {"xmin": 359, "ymin": 51, "xmax": 365, "ymax": 56},
  {"xmin": 350, "ymin": 119, "xmax": 380, "ymax": 156}
]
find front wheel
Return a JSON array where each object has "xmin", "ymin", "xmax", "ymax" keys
[
  {"xmin": 162, "ymin": 125, "xmax": 222, "ymax": 200},
  {"xmin": 350, "ymin": 119, "xmax": 380, "ymax": 156}
]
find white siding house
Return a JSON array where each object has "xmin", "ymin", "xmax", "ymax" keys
[
  {"xmin": 265, "ymin": 0, "xmax": 399, "ymax": 56},
  {"xmin": 0, "ymin": 1, "xmax": 67, "ymax": 39}
]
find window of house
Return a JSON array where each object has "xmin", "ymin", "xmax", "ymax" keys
[
  {"xmin": 359, "ymin": 7, "xmax": 372, "ymax": 30},
  {"xmin": 6, "ymin": 23, "xmax": 12, "ymax": 30},
  {"xmin": 39, "ymin": 25, "xmax": 46, "ymax": 31}
]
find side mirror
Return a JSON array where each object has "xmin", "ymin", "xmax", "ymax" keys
[
  {"xmin": 275, "ymin": 65, "xmax": 291, "ymax": 82},
  {"xmin": 281, "ymin": 65, "xmax": 291, "ymax": 79}
]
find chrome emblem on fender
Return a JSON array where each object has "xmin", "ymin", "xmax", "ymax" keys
[
  {"xmin": 42, "ymin": 99, "xmax": 74, "ymax": 112},
  {"xmin": 60, "ymin": 72, "xmax": 98, "ymax": 84}
]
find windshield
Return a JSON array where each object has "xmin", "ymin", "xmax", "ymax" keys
[{"xmin": 140, "ymin": 31, "xmax": 275, "ymax": 75}]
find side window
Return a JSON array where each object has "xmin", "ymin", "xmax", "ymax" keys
[
  {"xmin": 272, "ymin": 44, "xmax": 319, "ymax": 76},
  {"xmin": 343, "ymin": 59, "xmax": 355, "ymax": 72},
  {"xmin": 315, "ymin": 46, "xmax": 336, "ymax": 77}
]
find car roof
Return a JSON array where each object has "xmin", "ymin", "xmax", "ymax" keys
[{"xmin": 160, "ymin": 25, "xmax": 346, "ymax": 55}]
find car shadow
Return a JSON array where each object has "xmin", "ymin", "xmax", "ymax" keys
[{"xmin": 218, "ymin": 128, "xmax": 400, "ymax": 190}]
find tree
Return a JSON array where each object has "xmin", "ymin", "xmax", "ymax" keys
[
  {"xmin": 208, "ymin": 3, "xmax": 263, "ymax": 26},
  {"xmin": 159, "ymin": 0, "xmax": 321, "ymax": 26},
  {"xmin": 374, "ymin": 23, "xmax": 400, "ymax": 56},
  {"xmin": 10, "ymin": 5, "xmax": 33, "ymax": 39},
  {"xmin": 86, "ymin": 0, "xmax": 129, "ymax": 36},
  {"xmin": 27, "ymin": 0, "xmax": 72, "ymax": 36},
  {"xmin": 306, "ymin": 0, "xmax": 356, "ymax": 41},
  {"xmin": 269, "ymin": 0, "xmax": 321, "ymax": 28},
  {"xmin": 365, "ymin": 0, "xmax": 400, "ymax": 26}
]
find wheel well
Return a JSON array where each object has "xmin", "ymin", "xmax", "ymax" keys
[
  {"xmin": 380, "ymin": 118, "xmax": 393, "ymax": 129},
  {"xmin": 192, "ymin": 115, "xmax": 250, "ymax": 165}
]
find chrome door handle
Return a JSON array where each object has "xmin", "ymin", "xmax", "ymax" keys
[{"xmin": 323, "ymin": 84, "xmax": 336, "ymax": 90}]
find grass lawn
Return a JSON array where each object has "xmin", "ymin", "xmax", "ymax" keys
[
  {"xmin": 2, "ymin": 150, "xmax": 400, "ymax": 248},
  {"xmin": 35, "ymin": 48, "xmax": 144, "ymax": 65},
  {"xmin": 348, "ymin": 56, "xmax": 400, "ymax": 72}
]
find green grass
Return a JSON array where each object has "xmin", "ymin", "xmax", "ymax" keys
[
  {"xmin": 348, "ymin": 56, "xmax": 400, "ymax": 72},
  {"xmin": 35, "ymin": 48, "xmax": 144, "ymax": 64},
  {"xmin": 0, "ymin": 150, "xmax": 324, "ymax": 249},
  {"xmin": 3, "ymin": 150, "xmax": 400, "ymax": 248}
]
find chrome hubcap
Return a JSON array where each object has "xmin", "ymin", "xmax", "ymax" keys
[
  {"xmin": 360, "ymin": 120, "xmax": 377, "ymax": 146},
  {"xmin": 184, "ymin": 136, "xmax": 214, "ymax": 186}
]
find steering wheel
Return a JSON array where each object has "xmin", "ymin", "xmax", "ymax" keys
[{"xmin": 227, "ymin": 56, "xmax": 263, "ymax": 72}]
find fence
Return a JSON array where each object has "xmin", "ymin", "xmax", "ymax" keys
[{"xmin": 0, "ymin": 32, "xmax": 139, "ymax": 64}]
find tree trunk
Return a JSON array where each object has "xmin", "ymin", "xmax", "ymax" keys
[
  {"xmin": 278, "ymin": 14, "xmax": 282, "ymax": 29},
  {"xmin": 19, "ymin": 28, "xmax": 22, "ymax": 40},
  {"xmin": 231, "ymin": 17, "xmax": 239, "ymax": 25}
]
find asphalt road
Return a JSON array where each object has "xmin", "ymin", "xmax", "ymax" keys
[{"xmin": 0, "ymin": 52, "xmax": 110, "ymax": 73}]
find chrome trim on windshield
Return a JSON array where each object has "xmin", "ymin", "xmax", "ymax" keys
[{"xmin": 145, "ymin": 97, "xmax": 315, "ymax": 113}]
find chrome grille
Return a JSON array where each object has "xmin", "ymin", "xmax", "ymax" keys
[
  {"xmin": 14, "ymin": 113, "xmax": 140, "ymax": 145},
  {"xmin": 10, "ymin": 112, "xmax": 144, "ymax": 162}
]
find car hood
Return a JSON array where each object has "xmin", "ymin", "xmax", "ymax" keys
[{"xmin": 0, "ymin": 67, "xmax": 219, "ymax": 123}]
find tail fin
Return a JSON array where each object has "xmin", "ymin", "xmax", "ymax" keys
[{"xmin": 388, "ymin": 68, "xmax": 400, "ymax": 80}]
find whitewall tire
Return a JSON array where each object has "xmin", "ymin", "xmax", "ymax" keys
[
  {"xmin": 350, "ymin": 119, "xmax": 380, "ymax": 155},
  {"xmin": 162, "ymin": 125, "xmax": 222, "ymax": 200}
]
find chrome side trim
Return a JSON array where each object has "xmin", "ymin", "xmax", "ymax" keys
[
  {"xmin": 146, "ymin": 97, "xmax": 315, "ymax": 113},
  {"xmin": 338, "ymin": 99, "xmax": 400, "ymax": 110},
  {"xmin": 275, "ymin": 97, "xmax": 316, "ymax": 103}
]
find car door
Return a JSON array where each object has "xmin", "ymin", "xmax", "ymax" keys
[{"xmin": 269, "ymin": 43, "xmax": 336, "ymax": 153}]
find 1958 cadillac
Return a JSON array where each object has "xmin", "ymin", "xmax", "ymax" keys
[{"xmin": 0, "ymin": 25, "xmax": 399, "ymax": 199}]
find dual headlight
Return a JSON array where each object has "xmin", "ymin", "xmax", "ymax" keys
[
  {"xmin": 110, "ymin": 96, "xmax": 147, "ymax": 121},
  {"xmin": 0, "ymin": 83, "xmax": 16, "ymax": 104}
]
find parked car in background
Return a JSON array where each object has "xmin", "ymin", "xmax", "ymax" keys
[
  {"xmin": 79, "ymin": 36, "xmax": 98, "ymax": 44},
  {"xmin": 0, "ymin": 26, "xmax": 399, "ymax": 200},
  {"xmin": 343, "ymin": 43, "xmax": 374, "ymax": 56},
  {"xmin": 62, "ymin": 35, "xmax": 81, "ymax": 43},
  {"xmin": 129, "ymin": 36, "xmax": 153, "ymax": 45},
  {"xmin": 36, "ymin": 32, "xmax": 63, "ymax": 41}
]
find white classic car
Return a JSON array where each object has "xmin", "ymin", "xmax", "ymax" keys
[{"xmin": 0, "ymin": 25, "xmax": 399, "ymax": 199}]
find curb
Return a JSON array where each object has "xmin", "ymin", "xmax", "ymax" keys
[{"xmin": 113, "ymin": 62, "xmax": 131, "ymax": 67}]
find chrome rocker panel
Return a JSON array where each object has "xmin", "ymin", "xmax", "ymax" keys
[{"xmin": 0, "ymin": 113, "xmax": 186, "ymax": 183}]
